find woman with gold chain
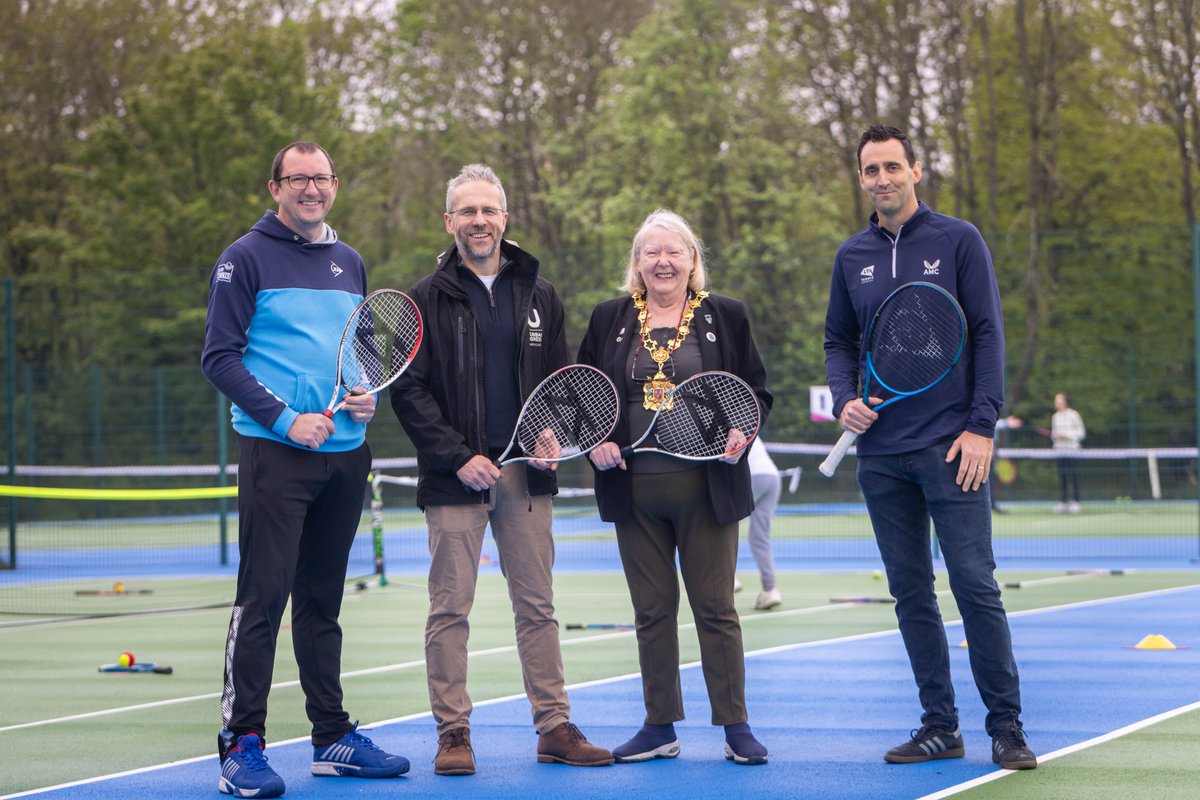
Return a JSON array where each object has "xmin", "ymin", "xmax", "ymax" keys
[{"xmin": 576, "ymin": 209, "xmax": 773, "ymax": 766}]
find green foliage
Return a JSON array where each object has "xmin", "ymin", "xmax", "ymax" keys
[{"xmin": 1, "ymin": 0, "xmax": 1198, "ymax": 467}]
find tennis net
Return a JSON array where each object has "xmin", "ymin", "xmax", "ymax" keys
[{"xmin": 0, "ymin": 460, "xmax": 419, "ymax": 622}]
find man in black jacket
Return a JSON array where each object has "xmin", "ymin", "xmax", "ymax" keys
[{"xmin": 390, "ymin": 164, "xmax": 611, "ymax": 776}]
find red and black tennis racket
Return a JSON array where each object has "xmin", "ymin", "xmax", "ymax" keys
[
  {"xmin": 323, "ymin": 289, "xmax": 423, "ymax": 418},
  {"xmin": 495, "ymin": 364, "xmax": 620, "ymax": 465},
  {"xmin": 819, "ymin": 281, "xmax": 967, "ymax": 477},
  {"xmin": 621, "ymin": 371, "xmax": 761, "ymax": 461}
]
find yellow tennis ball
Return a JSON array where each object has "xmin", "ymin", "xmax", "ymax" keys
[
  {"xmin": 113, "ymin": 581, "xmax": 126, "ymax": 594},
  {"xmin": 872, "ymin": 570, "xmax": 883, "ymax": 581},
  {"xmin": 118, "ymin": 651, "xmax": 135, "ymax": 667}
]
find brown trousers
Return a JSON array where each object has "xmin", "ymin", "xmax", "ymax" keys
[{"xmin": 614, "ymin": 467, "xmax": 747, "ymax": 726}]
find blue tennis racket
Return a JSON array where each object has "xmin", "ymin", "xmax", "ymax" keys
[{"xmin": 819, "ymin": 281, "xmax": 967, "ymax": 477}]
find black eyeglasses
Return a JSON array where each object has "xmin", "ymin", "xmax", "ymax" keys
[{"xmin": 277, "ymin": 174, "xmax": 336, "ymax": 190}]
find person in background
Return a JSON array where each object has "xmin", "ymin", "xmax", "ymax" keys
[
  {"xmin": 389, "ymin": 163, "xmax": 611, "ymax": 776},
  {"xmin": 578, "ymin": 209, "xmax": 773, "ymax": 766},
  {"xmin": 202, "ymin": 141, "xmax": 410, "ymax": 799},
  {"xmin": 1050, "ymin": 392, "xmax": 1085, "ymax": 513},
  {"xmin": 823, "ymin": 124, "xmax": 1036, "ymax": 771},
  {"xmin": 746, "ymin": 437, "xmax": 783, "ymax": 609}
]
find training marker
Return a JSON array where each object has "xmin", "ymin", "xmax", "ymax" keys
[{"xmin": 1130, "ymin": 634, "xmax": 1182, "ymax": 650}]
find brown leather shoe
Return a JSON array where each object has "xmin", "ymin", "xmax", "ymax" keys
[
  {"xmin": 537, "ymin": 721, "xmax": 614, "ymax": 766},
  {"xmin": 434, "ymin": 727, "xmax": 475, "ymax": 775}
]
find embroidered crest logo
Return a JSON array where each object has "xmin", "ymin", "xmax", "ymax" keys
[
  {"xmin": 329, "ymin": 261, "xmax": 343, "ymax": 277},
  {"xmin": 215, "ymin": 262, "xmax": 235, "ymax": 283},
  {"xmin": 923, "ymin": 259, "xmax": 941, "ymax": 275}
]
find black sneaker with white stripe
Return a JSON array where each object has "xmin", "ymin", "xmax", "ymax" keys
[
  {"xmin": 884, "ymin": 724, "xmax": 965, "ymax": 763},
  {"xmin": 991, "ymin": 723, "xmax": 1037, "ymax": 770}
]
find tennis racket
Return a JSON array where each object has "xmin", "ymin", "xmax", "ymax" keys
[
  {"xmin": 323, "ymin": 289, "xmax": 423, "ymax": 418},
  {"xmin": 621, "ymin": 371, "xmax": 761, "ymax": 461},
  {"xmin": 494, "ymin": 364, "xmax": 620, "ymax": 465},
  {"xmin": 566, "ymin": 623, "xmax": 634, "ymax": 631},
  {"xmin": 819, "ymin": 281, "xmax": 966, "ymax": 477},
  {"xmin": 98, "ymin": 662, "xmax": 174, "ymax": 674}
]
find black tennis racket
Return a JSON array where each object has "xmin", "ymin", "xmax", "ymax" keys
[
  {"xmin": 495, "ymin": 364, "xmax": 620, "ymax": 465},
  {"xmin": 323, "ymin": 289, "xmax": 423, "ymax": 418},
  {"xmin": 819, "ymin": 281, "xmax": 967, "ymax": 477},
  {"xmin": 621, "ymin": 371, "xmax": 761, "ymax": 461}
]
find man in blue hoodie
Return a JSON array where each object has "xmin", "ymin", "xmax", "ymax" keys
[
  {"xmin": 202, "ymin": 141, "xmax": 409, "ymax": 798},
  {"xmin": 824, "ymin": 125, "xmax": 1036, "ymax": 771}
]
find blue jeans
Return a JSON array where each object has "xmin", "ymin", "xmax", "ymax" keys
[{"xmin": 857, "ymin": 442, "xmax": 1023, "ymax": 735}]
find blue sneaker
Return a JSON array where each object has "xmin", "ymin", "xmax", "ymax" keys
[
  {"xmin": 312, "ymin": 722, "xmax": 410, "ymax": 778},
  {"xmin": 612, "ymin": 723, "xmax": 680, "ymax": 763},
  {"xmin": 723, "ymin": 722, "xmax": 768, "ymax": 765},
  {"xmin": 218, "ymin": 733, "xmax": 285, "ymax": 798}
]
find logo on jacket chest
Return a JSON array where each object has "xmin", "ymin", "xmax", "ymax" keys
[
  {"xmin": 527, "ymin": 307, "xmax": 542, "ymax": 346},
  {"xmin": 923, "ymin": 258, "xmax": 941, "ymax": 275},
  {"xmin": 859, "ymin": 264, "xmax": 875, "ymax": 284},
  {"xmin": 330, "ymin": 261, "xmax": 343, "ymax": 277}
]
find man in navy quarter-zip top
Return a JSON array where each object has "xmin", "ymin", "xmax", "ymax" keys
[{"xmin": 824, "ymin": 124, "xmax": 1037, "ymax": 772}]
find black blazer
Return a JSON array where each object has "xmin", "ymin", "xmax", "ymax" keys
[{"xmin": 576, "ymin": 292, "xmax": 772, "ymax": 525}]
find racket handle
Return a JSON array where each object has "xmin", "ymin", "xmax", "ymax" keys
[{"xmin": 819, "ymin": 430, "xmax": 858, "ymax": 477}]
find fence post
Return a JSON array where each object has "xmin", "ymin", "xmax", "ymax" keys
[
  {"xmin": 4, "ymin": 277, "xmax": 15, "ymax": 569},
  {"xmin": 1193, "ymin": 222, "xmax": 1200, "ymax": 558}
]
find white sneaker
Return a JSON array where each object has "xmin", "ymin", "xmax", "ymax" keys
[
  {"xmin": 1068, "ymin": 501, "xmax": 1081, "ymax": 514},
  {"xmin": 733, "ymin": 577, "xmax": 744, "ymax": 593},
  {"xmin": 752, "ymin": 588, "xmax": 782, "ymax": 610},
  {"xmin": 1053, "ymin": 502, "xmax": 1068, "ymax": 513}
]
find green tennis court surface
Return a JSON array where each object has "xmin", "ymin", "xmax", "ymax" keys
[{"xmin": 2, "ymin": 570, "xmax": 1198, "ymax": 799}]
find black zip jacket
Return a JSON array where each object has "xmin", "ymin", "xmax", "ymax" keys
[
  {"xmin": 576, "ymin": 292, "xmax": 772, "ymax": 525},
  {"xmin": 390, "ymin": 240, "xmax": 570, "ymax": 507}
]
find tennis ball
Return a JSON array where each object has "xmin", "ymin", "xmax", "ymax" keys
[
  {"xmin": 113, "ymin": 581, "xmax": 126, "ymax": 594},
  {"xmin": 118, "ymin": 651, "xmax": 135, "ymax": 667},
  {"xmin": 872, "ymin": 570, "xmax": 883, "ymax": 581}
]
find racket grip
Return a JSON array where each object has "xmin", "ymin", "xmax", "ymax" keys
[
  {"xmin": 618, "ymin": 445, "xmax": 634, "ymax": 460},
  {"xmin": 819, "ymin": 430, "xmax": 858, "ymax": 477}
]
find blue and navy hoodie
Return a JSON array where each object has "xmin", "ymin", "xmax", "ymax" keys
[
  {"xmin": 202, "ymin": 211, "xmax": 368, "ymax": 451},
  {"xmin": 823, "ymin": 201, "xmax": 1005, "ymax": 456}
]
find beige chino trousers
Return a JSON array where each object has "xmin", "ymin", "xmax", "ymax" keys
[{"xmin": 423, "ymin": 463, "xmax": 570, "ymax": 735}]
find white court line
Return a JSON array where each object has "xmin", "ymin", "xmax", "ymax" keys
[
  {"xmin": 915, "ymin": 699, "xmax": 1200, "ymax": 800},
  {"xmin": 5, "ymin": 583, "xmax": 1194, "ymax": 735},
  {"xmin": 3, "ymin": 584, "xmax": 1197, "ymax": 799},
  {"xmin": 0, "ymin": 601, "xmax": 861, "ymax": 734}
]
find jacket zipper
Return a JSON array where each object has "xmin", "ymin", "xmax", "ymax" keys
[{"xmin": 890, "ymin": 224, "xmax": 904, "ymax": 279}]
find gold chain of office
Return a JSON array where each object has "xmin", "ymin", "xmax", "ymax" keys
[{"xmin": 632, "ymin": 289, "xmax": 708, "ymax": 410}]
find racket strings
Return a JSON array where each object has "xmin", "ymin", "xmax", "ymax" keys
[
  {"xmin": 341, "ymin": 296, "xmax": 422, "ymax": 391},
  {"xmin": 654, "ymin": 374, "xmax": 760, "ymax": 458},
  {"xmin": 871, "ymin": 290, "xmax": 964, "ymax": 393},
  {"xmin": 516, "ymin": 368, "xmax": 619, "ymax": 459}
]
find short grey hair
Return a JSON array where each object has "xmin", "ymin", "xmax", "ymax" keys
[
  {"xmin": 621, "ymin": 209, "xmax": 708, "ymax": 294},
  {"xmin": 445, "ymin": 163, "xmax": 507, "ymax": 213}
]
